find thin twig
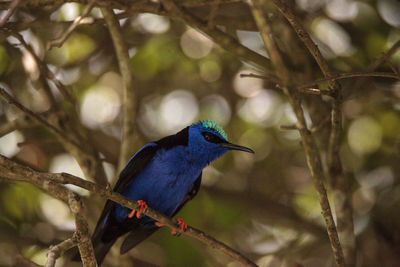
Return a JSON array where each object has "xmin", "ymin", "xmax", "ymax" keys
[
  {"xmin": 45, "ymin": 234, "xmax": 79, "ymax": 267},
  {"xmin": 249, "ymin": 1, "xmax": 346, "ymax": 266},
  {"xmin": 0, "ymin": 0, "xmax": 22, "ymax": 27},
  {"xmin": 0, "ymin": 154, "xmax": 258, "ymax": 267},
  {"xmin": 47, "ymin": 0, "xmax": 97, "ymax": 49},
  {"xmin": 160, "ymin": 0, "xmax": 273, "ymax": 71},
  {"xmin": 270, "ymin": 1, "xmax": 354, "ymax": 266},
  {"xmin": 207, "ymin": 0, "xmax": 221, "ymax": 29},
  {"xmin": 68, "ymin": 192, "xmax": 97, "ymax": 267},
  {"xmin": 101, "ymin": 8, "xmax": 138, "ymax": 173},
  {"xmin": 297, "ymin": 72, "xmax": 400, "ymax": 90},
  {"xmin": 239, "ymin": 72, "xmax": 281, "ymax": 84},
  {"xmin": 0, "ymin": 88, "xmax": 81, "ymax": 149}
]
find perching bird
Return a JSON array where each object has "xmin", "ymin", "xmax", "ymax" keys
[{"xmin": 75, "ymin": 120, "xmax": 254, "ymax": 265}]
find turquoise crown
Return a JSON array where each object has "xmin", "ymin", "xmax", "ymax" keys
[{"xmin": 194, "ymin": 120, "xmax": 228, "ymax": 141}]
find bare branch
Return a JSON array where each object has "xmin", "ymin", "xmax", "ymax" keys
[
  {"xmin": 101, "ymin": 8, "xmax": 139, "ymax": 173},
  {"xmin": 0, "ymin": 0, "xmax": 22, "ymax": 27},
  {"xmin": 297, "ymin": 72, "xmax": 400, "ymax": 90},
  {"xmin": 0, "ymin": 154, "xmax": 258, "ymax": 267},
  {"xmin": 249, "ymin": 1, "xmax": 346, "ymax": 266},
  {"xmin": 68, "ymin": 192, "xmax": 97, "ymax": 267},
  {"xmin": 47, "ymin": 0, "xmax": 97, "ymax": 49},
  {"xmin": 160, "ymin": 0, "xmax": 273, "ymax": 71},
  {"xmin": 45, "ymin": 235, "xmax": 79, "ymax": 267}
]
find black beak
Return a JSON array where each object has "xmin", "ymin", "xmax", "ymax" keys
[{"xmin": 221, "ymin": 142, "xmax": 254, "ymax": 153}]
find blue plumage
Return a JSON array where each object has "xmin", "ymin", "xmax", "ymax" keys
[{"xmin": 78, "ymin": 120, "xmax": 254, "ymax": 265}]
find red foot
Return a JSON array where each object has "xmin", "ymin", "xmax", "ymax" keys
[
  {"xmin": 128, "ymin": 200, "xmax": 148, "ymax": 218},
  {"xmin": 171, "ymin": 218, "xmax": 187, "ymax": 235},
  {"xmin": 155, "ymin": 222, "xmax": 164, "ymax": 227}
]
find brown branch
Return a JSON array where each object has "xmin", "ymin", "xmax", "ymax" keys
[
  {"xmin": 45, "ymin": 234, "xmax": 79, "ymax": 267},
  {"xmin": 68, "ymin": 192, "xmax": 97, "ymax": 267},
  {"xmin": 101, "ymin": 8, "xmax": 139, "ymax": 173},
  {"xmin": 15, "ymin": 254, "xmax": 43, "ymax": 267},
  {"xmin": 0, "ymin": 154, "xmax": 258, "ymax": 267},
  {"xmin": 249, "ymin": 1, "xmax": 346, "ymax": 266},
  {"xmin": 297, "ymin": 72, "xmax": 400, "ymax": 90},
  {"xmin": 0, "ymin": 86, "xmax": 108, "ymax": 185},
  {"xmin": 239, "ymin": 72, "xmax": 281, "ymax": 84},
  {"xmin": 160, "ymin": 0, "xmax": 273, "ymax": 71},
  {"xmin": 367, "ymin": 40, "xmax": 400, "ymax": 72},
  {"xmin": 47, "ymin": 0, "xmax": 97, "ymax": 49},
  {"xmin": 0, "ymin": 156, "xmax": 97, "ymax": 266},
  {"xmin": 0, "ymin": 0, "xmax": 22, "ymax": 27},
  {"xmin": 0, "ymin": 114, "xmax": 33, "ymax": 137},
  {"xmin": 0, "ymin": 88, "xmax": 80, "ymax": 149}
]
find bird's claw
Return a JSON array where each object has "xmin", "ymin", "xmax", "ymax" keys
[
  {"xmin": 171, "ymin": 218, "xmax": 187, "ymax": 236},
  {"xmin": 128, "ymin": 200, "xmax": 148, "ymax": 218}
]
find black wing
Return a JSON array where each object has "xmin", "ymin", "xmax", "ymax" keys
[{"xmin": 93, "ymin": 143, "xmax": 159, "ymax": 231}]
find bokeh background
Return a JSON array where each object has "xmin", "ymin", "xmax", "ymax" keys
[{"xmin": 0, "ymin": 0, "xmax": 399, "ymax": 266}]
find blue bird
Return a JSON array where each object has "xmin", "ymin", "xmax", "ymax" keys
[{"xmin": 77, "ymin": 120, "xmax": 254, "ymax": 265}]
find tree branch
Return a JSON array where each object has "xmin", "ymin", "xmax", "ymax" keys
[
  {"xmin": 45, "ymin": 234, "xmax": 79, "ymax": 267},
  {"xmin": 248, "ymin": 1, "xmax": 346, "ymax": 266},
  {"xmin": 297, "ymin": 72, "xmax": 400, "ymax": 90},
  {"xmin": 160, "ymin": 0, "xmax": 273, "ymax": 71},
  {"xmin": 0, "ymin": 154, "xmax": 258, "ymax": 267},
  {"xmin": 0, "ymin": 0, "xmax": 22, "ymax": 27},
  {"xmin": 47, "ymin": 0, "xmax": 97, "ymax": 49},
  {"xmin": 101, "ymin": 8, "xmax": 139, "ymax": 173}
]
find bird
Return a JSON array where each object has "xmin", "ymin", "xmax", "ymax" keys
[{"xmin": 74, "ymin": 120, "xmax": 254, "ymax": 265}]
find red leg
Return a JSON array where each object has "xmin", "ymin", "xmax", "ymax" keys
[
  {"xmin": 128, "ymin": 200, "xmax": 148, "ymax": 218},
  {"xmin": 171, "ymin": 218, "xmax": 187, "ymax": 235}
]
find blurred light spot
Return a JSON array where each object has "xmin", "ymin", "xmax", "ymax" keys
[
  {"xmin": 239, "ymin": 129, "xmax": 270, "ymax": 161},
  {"xmin": 356, "ymin": 166, "xmax": 394, "ymax": 190},
  {"xmin": 22, "ymin": 51, "xmax": 39, "ymax": 80},
  {"xmin": 160, "ymin": 90, "xmax": 199, "ymax": 133},
  {"xmin": 348, "ymin": 116, "xmax": 382, "ymax": 155},
  {"xmin": 296, "ymin": 0, "xmax": 325, "ymax": 12},
  {"xmin": 377, "ymin": 0, "xmax": 400, "ymax": 27},
  {"xmin": 312, "ymin": 18, "xmax": 353, "ymax": 56},
  {"xmin": 0, "ymin": 130, "xmax": 24, "ymax": 157},
  {"xmin": 80, "ymin": 86, "xmax": 121, "ymax": 129},
  {"xmin": 180, "ymin": 28, "xmax": 213, "ymax": 59},
  {"xmin": 199, "ymin": 94, "xmax": 231, "ymax": 125},
  {"xmin": 138, "ymin": 94, "xmax": 163, "ymax": 139},
  {"xmin": 59, "ymin": 3, "xmax": 80, "ymax": 21},
  {"xmin": 202, "ymin": 166, "xmax": 221, "ymax": 186},
  {"xmin": 233, "ymin": 70, "xmax": 263, "ymax": 98},
  {"xmin": 30, "ymin": 249, "xmax": 48, "ymax": 266},
  {"xmin": 54, "ymin": 66, "xmax": 81, "ymax": 86},
  {"xmin": 103, "ymin": 161, "xmax": 116, "ymax": 183},
  {"xmin": 354, "ymin": 214, "xmax": 369, "ymax": 235},
  {"xmin": 89, "ymin": 53, "xmax": 112, "ymax": 75},
  {"xmin": 64, "ymin": 33, "xmax": 96, "ymax": 63},
  {"xmin": 238, "ymin": 90, "xmax": 282, "ymax": 127},
  {"xmin": 353, "ymin": 187, "xmax": 375, "ymax": 215},
  {"xmin": 49, "ymin": 153, "xmax": 87, "ymax": 195},
  {"xmin": 40, "ymin": 195, "xmax": 75, "ymax": 230},
  {"xmin": 236, "ymin": 30, "xmax": 267, "ymax": 57},
  {"xmin": 199, "ymin": 59, "xmax": 221, "ymax": 82},
  {"xmin": 137, "ymin": 13, "xmax": 170, "ymax": 34},
  {"xmin": 343, "ymin": 99, "xmax": 362, "ymax": 118},
  {"xmin": 325, "ymin": 0, "xmax": 358, "ymax": 22}
]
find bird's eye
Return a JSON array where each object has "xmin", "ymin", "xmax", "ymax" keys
[{"xmin": 202, "ymin": 132, "xmax": 223, "ymax": 143}]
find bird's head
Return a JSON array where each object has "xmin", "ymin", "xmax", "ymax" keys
[{"xmin": 188, "ymin": 120, "xmax": 254, "ymax": 165}]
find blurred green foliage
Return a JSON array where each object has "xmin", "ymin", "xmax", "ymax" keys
[{"xmin": 0, "ymin": 0, "xmax": 399, "ymax": 266}]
